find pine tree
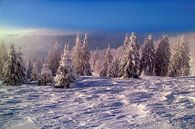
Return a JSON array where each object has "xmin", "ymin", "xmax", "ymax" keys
[
  {"xmin": 168, "ymin": 43, "xmax": 182, "ymax": 77},
  {"xmin": 48, "ymin": 41, "xmax": 62, "ymax": 76},
  {"xmin": 140, "ymin": 34, "xmax": 155, "ymax": 75},
  {"xmin": 40, "ymin": 63, "xmax": 53, "ymax": 86},
  {"xmin": 155, "ymin": 35, "xmax": 171, "ymax": 76},
  {"xmin": 31, "ymin": 63, "xmax": 40, "ymax": 81},
  {"xmin": 119, "ymin": 32, "xmax": 140, "ymax": 78},
  {"xmin": 180, "ymin": 36, "xmax": 191, "ymax": 76},
  {"xmin": 168, "ymin": 36, "xmax": 191, "ymax": 77},
  {"xmin": 27, "ymin": 58, "xmax": 33, "ymax": 79},
  {"xmin": 54, "ymin": 44, "xmax": 75, "ymax": 88},
  {"xmin": 3, "ymin": 44, "xmax": 26, "ymax": 85},
  {"xmin": 81, "ymin": 33, "xmax": 92, "ymax": 76},
  {"xmin": 72, "ymin": 34, "xmax": 83, "ymax": 75},
  {"xmin": 107, "ymin": 58, "xmax": 119, "ymax": 78},
  {"xmin": 16, "ymin": 47, "xmax": 26, "ymax": 83},
  {"xmin": 91, "ymin": 48, "xmax": 99, "ymax": 70},
  {"xmin": 72, "ymin": 33, "xmax": 92, "ymax": 76},
  {"xmin": 100, "ymin": 44, "xmax": 113, "ymax": 77}
]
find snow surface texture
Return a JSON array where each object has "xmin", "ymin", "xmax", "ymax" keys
[{"xmin": 0, "ymin": 76, "xmax": 195, "ymax": 129}]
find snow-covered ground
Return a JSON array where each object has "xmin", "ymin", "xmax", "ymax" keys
[{"xmin": 0, "ymin": 76, "xmax": 195, "ymax": 129}]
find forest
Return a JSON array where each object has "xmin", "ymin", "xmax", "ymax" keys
[{"xmin": 0, "ymin": 32, "xmax": 191, "ymax": 87}]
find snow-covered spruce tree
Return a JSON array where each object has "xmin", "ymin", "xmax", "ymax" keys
[
  {"xmin": 16, "ymin": 47, "xmax": 27, "ymax": 83},
  {"xmin": 0, "ymin": 41, "xmax": 8, "ymax": 78},
  {"xmin": 27, "ymin": 58, "xmax": 33, "ymax": 79},
  {"xmin": 91, "ymin": 48, "xmax": 99, "ymax": 70},
  {"xmin": 81, "ymin": 33, "xmax": 92, "ymax": 76},
  {"xmin": 72, "ymin": 33, "xmax": 92, "ymax": 76},
  {"xmin": 155, "ymin": 35, "xmax": 171, "ymax": 76},
  {"xmin": 180, "ymin": 36, "xmax": 191, "ymax": 76},
  {"xmin": 48, "ymin": 41, "xmax": 62, "ymax": 76},
  {"xmin": 54, "ymin": 44, "xmax": 75, "ymax": 88},
  {"xmin": 119, "ymin": 32, "xmax": 140, "ymax": 78},
  {"xmin": 107, "ymin": 58, "xmax": 120, "ymax": 78},
  {"xmin": 140, "ymin": 34, "xmax": 155, "ymax": 76},
  {"xmin": 3, "ymin": 44, "xmax": 26, "ymax": 85},
  {"xmin": 31, "ymin": 63, "xmax": 40, "ymax": 81},
  {"xmin": 40, "ymin": 63, "xmax": 53, "ymax": 86},
  {"xmin": 168, "ymin": 42, "xmax": 182, "ymax": 77},
  {"xmin": 72, "ymin": 34, "xmax": 83, "ymax": 76},
  {"xmin": 168, "ymin": 36, "xmax": 190, "ymax": 77},
  {"xmin": 100, "ymin": 44, "xmax": 113, "ymax": 77}
]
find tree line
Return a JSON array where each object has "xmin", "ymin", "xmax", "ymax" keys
[{"xmin": 0, "ymin": 32, "xmax": 191, "ymax": 87}]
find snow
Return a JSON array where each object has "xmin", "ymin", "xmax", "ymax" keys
[{"xmin": 0, "ymin": 76, "xmax": 195, "ymax": 129}]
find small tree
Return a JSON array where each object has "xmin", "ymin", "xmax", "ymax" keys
[
  {"xmin": 100, "ymin": 44, "xmax": 113, "ymax": 77},
  {"xmin": 140, "ymin": 34, "xmax": 155, "ymax": 75},
  {"xmin": 54, "ymin": 44, "xmax": 75, "ymax": 88},
  {"xmin": 155, "ymin": 35, "xmax": 171, "ymax": 76},
  {"xmin": 48, "ymin": 41, "xmax": 62, "ymax": 76},
  {"xmin": 3, "ymin": 44, "xmax": 26, "ymax": 85}
]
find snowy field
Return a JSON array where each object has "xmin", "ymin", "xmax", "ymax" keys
[{"xmin": 0, "ymin": 76, "xmax": 195, "ymax": 129}]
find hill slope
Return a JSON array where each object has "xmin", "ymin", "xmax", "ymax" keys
[{"xmin": 0, "ymin": 76, "xmax": 195, "ymax": 129}]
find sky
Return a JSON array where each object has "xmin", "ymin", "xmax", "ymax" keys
[{"xmin": 0, "ymin": 0, "xmax": 195, "ymax": 35}]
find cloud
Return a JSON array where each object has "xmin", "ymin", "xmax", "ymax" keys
[{"xmin": 0, "ymin": 25, "xmax": 76, "ymax": 39}]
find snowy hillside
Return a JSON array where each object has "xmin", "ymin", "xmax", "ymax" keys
[{"xmin": 0, "ymin": 76, "xmax": 195, "ymax": 129}]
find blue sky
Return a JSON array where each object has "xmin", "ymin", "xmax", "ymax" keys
[{"xmin": 0, "ymin": 0, "xmax": 195, "ymax": 33}]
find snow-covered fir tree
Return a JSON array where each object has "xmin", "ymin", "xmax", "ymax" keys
[
  {"xmin": 31, "ymin": 63, "xmax": 40, "ymax": 81},
  {"xmin": 48, "ymin": 41, "xmax": 62, "ymax": 76},
  {"xmin": 107, "ymin": 58, "xmax": 120, "ymax": 78},
  {"xmin": 72, "ymin": 34, "xmax": 83, "ymax": 75},
  {"xmin": 54, "ymin": 44, "xmax": 75, "ymax": 88},
  {"xmin": 0, "ymin": 41, "xmax": 8, "ymax": 78},
  {"xmin": 155, "ymin": 35, "xmax": 171, "ymax": 76},
  {"xmin": 3, "ymin": 44, "xmax": 26, "ymax": 85},
  {"xmin": 140, "ymin": 34, "xmax": 155, "ymax": 76},
  {"xmin": 16, "ymin": 47, "xmax": 27, "ymax": 83},
  {"xmin": 40, "ymin": 63, "xmax": 53, "ymax": 86},
  {"xmin": 168, "ymin": 36, "xmax": 191, "ymax": 77},
  {"xmin": 81, "ymin": 33, "xmax": 92, "ymax": 76},
  {"xmin": 72, "ymin": 33, "xmax": 92, "ymax": 76},
  {"xmin": 119, "ymin": 32, "xmax": 140, "ymax": 78},
  {"xmin": 91, "ymin": 48, "xmax": 99, "ymax": 70},
  {"xmin": 100, "ymin": 44, "xmax": 113, "ymax": 77},
  {"xmin": 180, "ymin": 36, "xmax": 191, "ymax": 76},
  {"xmin": 27, "ymin": 58, "xmax": 33, "ymax": 79}
]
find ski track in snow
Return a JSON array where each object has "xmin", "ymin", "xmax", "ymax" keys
[{"xmin": 0, "ymin": 77, "xmax": 195, "ymax": 129}]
